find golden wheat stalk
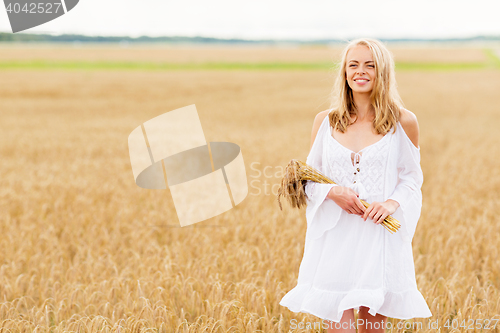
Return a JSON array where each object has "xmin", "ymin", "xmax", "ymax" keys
[{"xmin": 277, "ymin": 159, "xmax": 401, "ymax": 234}]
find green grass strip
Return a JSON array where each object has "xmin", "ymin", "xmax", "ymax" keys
[
  {"xmin": 0, "ymin": 60, "xmax": 332, "ymax": 71},
  {"xmin": 483, "ymin": 48, "xmax": 500, "ymax": 67},
  {"xmin": 395, "ymin": 62, "xmax": 489, "ymax": 71},
  {"xmin": 0, "ymin": 60, "xmax": 497, "ymax": 71}
]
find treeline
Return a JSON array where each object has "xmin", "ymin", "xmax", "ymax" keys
[
  {"xmin": 0, "ymin": 32, "xmax": 274, "ymax": 43},
  {"xmin": 0, "ymin": 32, "xmax": 499, "ymax": 44}
]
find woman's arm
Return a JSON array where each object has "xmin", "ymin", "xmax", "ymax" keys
[
  {"xmin": 303, "ymin": 110, "xmax": 344, "ymax": 241},
  {"xmin": 386, "ymin": 109, "xmax": 424, "ymax": 242},
  {"xmin": 304, "ymin": 110, "xmax": 334, "ymax": 201}
]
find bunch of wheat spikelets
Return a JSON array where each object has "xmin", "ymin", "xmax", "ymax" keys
[{"xmin": 277, "ymin": 159, "xmax": 401, "ymax": 234}]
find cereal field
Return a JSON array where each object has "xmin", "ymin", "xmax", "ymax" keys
[{"xmin": 1, "ymin": 43, "xmax": 500, "ymax": 332}]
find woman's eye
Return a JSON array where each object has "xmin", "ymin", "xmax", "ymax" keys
[{"xmin": 349, "ymin": 64, "xmax": 356, "ymax": 67}]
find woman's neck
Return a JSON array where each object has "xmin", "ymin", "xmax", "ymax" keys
[{"xmin": 352, "ymin": 92, "xmax": 374, "ymax": 121}]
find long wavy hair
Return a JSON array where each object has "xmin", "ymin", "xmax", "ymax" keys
[{"xmin": 328, "ymin": 38, "xmax": 404, "ymax": 135}]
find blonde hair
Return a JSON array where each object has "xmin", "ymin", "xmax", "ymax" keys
[{"xmin": 328, "ymin": 38, "xmax": 404, "ymax": 135}]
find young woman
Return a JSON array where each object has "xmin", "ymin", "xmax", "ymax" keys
[{"xmin": 279, "ymin": 38, "xmax": 432, "ymax": 332}]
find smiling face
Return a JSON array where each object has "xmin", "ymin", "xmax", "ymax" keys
[{"xmin": 345, "ymin": 45, "xmax": 376, "ymax": 95}]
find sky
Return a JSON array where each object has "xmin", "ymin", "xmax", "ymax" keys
[{"xmin": 1, "ymin": 0, "xmax": 500, "ymax": 40}]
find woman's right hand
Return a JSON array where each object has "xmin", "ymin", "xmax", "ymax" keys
[{"xmin": 327, "ymin": 186, "xmax": 366, "ymax": 216}]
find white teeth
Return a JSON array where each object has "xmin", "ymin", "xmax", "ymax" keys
[{"xmin": 355, "ymin": 79, "xmax": 368, "ymax": 82}]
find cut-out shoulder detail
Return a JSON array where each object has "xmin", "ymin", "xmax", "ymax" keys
[
  {"xmin": 316, "ymin": 110, "xmax": 330, "ymax": 123},
  {"xmin": 310, "ymin": 110, "xmax": 330, "ymax": 150},
  {"xmin": 399, "ymin": 108, "xmax": 419, "ymax": 149}
]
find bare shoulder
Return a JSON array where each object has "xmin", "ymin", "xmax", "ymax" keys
[
  {"xmin": 310, "ymin": 110, "xmax": 330, "ymax": 150},
  {"xmin": 399, "ymin": 108, "xmax": 419, "ymax": 149}
]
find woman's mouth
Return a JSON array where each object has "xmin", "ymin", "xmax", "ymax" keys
[{"xmin": 354, "ymin": 79, "xmax": 369, "ymax": 85}]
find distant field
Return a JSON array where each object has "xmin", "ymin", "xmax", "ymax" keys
[
  {"xmin": 0, "ymin": 43, "xmax": 498, "ymax": 71},
  {"xmin": 1, "ymin": 44, "xmax": 500, "ymax": 332},
  {"xmin": 0, "ymin": 43, "xmax": 490, "ymax": 62}
]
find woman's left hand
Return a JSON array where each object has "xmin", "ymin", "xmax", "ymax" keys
[{"xmin": 362, "ymin": 199, "xmax": 400, "ymax": 225}]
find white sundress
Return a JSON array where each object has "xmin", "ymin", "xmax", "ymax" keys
[{"xmin": 279, "ymin": 111, "xmax": 432, "ymax": 323}]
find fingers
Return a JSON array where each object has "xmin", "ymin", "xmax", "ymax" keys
[
  {"xmin": 349, "ymin": 190, "xmax": 363, "ymax": 215},
  {"xmin": 347, "ymin": 207, "xmax": 362, "ymax": 215},
  {"xmin": 376, "ymin": 212, "xmax": 388, "ymax": 225},
  {"xmin": 341, "ymin": 190, "xmax": 362, "ymax": 215},
  {"xmin": 348, "ymin": 203, "xmax": 362, "ymax": 215},
  {"xmin": 373, "ymin": 211, "xmax": 383, "ymax": 224},
  {"xmin": 368, "ymin": 206, "xmax": 389, "ymax": 224},
  {"xmin": 355, "ymin": 199, "xmax": 366, "ymax": 215},
  {"xmin": 362, "ymin": 202, "xmax": 379, "ymax": 222},
  {"xmin": 362, "ymin": 204, "xmax": 373, "ymax": 221},
  {"xmin": 358, "ymin": 201, "xmax": 392, "ymax": 225}
]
